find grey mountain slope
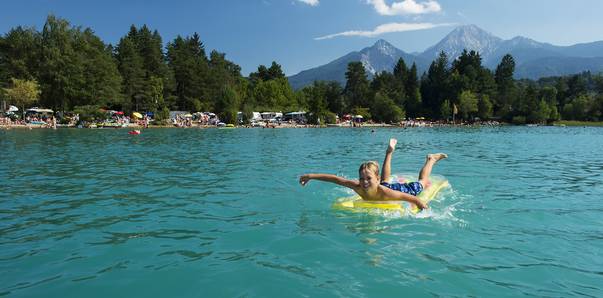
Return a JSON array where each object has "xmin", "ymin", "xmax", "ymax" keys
[
  {"xmin": 420, "ymin": 24, "xmax": 502, "ymax": 62},
  {"xmin": 516, "ymin": 56, "xmax": 603, "ymax": 79},
  {"xmin": 288, "ymin": 51, "xmax": 360, "ymax": 89},
  {"xmin": 288, "ymin": 25, "xmax": 603, "ymax": 89},
  {"xmin": 288, "ymin": 39, "xmax": 428, "ymax": 90},
  {"xmin": 557, "ymin": 41, "xmax": 603, "ymax": 57},
  {"xmin": 484, "ymin": 36, "xmax": 562, "ymax": 67}
]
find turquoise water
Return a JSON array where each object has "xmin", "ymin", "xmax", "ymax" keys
[{"xmin": 1, "ymin": 127, "xmax": 602, "ymax": 297}]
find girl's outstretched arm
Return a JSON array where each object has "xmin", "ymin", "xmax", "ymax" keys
[{"xmin": 299, "ymin": 174, "xmax": 358, "ymax": 189}]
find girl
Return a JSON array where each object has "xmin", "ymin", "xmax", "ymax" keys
[{"xmin": 299, "ymin": 138, "xmax": 447, "ymax": 210}]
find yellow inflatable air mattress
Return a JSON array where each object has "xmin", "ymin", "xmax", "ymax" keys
[{"xmin": 332, "ymin": 174, "xmax": 449, "ymax": 214}]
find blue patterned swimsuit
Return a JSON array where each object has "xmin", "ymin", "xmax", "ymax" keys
[{"xmin": 380, "ymin": 181, "xmax": 423, "ymax": 196}]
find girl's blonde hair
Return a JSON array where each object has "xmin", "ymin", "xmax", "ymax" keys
[{"xmin": 358, "ymin": 161, "xmax": 380, "ymax": 176}]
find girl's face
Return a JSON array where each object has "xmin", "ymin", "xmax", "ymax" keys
[{"xmin": 359, "ymin": 169, "xmax": 380, "ymax": 190}]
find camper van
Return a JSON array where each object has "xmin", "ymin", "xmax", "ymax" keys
[
  {"xmin": 260, "ymin": 112, "xmax": 283, "ymax": 123},
  {"xmin": 283, "ymin": 111, "xmax": 306, "ymax": 124}
]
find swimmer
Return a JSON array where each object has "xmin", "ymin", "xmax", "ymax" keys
[{"xmin": 299, "ymin": 138, "xmax": 447, "ymax": 210}]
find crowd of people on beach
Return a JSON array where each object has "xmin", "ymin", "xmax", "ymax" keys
[
  {"xmin": 400, "ymin": 119, "xmax": 501, "ymax": 127},
  {"xmin": 1, "ymin": 114, "xmax": 58, "ymax": 129},
  {"xmin": 173, "ymin": 114, "xmax": 193, "ymax": 127},
  {"xmin": 1, "ymin": 104, "xmax": 503, "ymax": 130}
]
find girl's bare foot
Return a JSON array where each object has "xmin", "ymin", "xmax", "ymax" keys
[
  {"xmin": 387, "ymin": 138, "xmax": 397, "ymax": 153},
  {"xmin": 427, "ymin": 153, "xmax": 448, "ymax": 161}
]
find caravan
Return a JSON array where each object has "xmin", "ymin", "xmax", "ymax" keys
[
  {"xmin": 260, "ymin": 112, "xmax": 283, "ymax": 123},
  {"xmin": 283, "ymin": 111, "xmax": 306, "ymax": 124}
]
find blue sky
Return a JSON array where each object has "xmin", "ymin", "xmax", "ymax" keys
[{"xmin": 2, "ymin": 0, "xmax": 603, "ymax": 76}]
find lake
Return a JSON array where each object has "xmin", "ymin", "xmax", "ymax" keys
[{"xmin": 1, "ymin": 126, "xmax": 602, "ymax": 297}]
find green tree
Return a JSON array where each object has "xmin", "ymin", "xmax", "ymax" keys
[
  {"xmin": 115, "ymin": 36, "xmax": 145, "ymax": 111},
  {"xmin": 76, "ymin": 29, "xmax": 122, "ymax": 109},
  {"xmin": 303, "ymin": 81, "xmax": 329, "ymax": 125},
  {"xmin": 540, "ymin": 86, "xmax": 558, "ymax": 105},
  {"xmin": 405, "ymin": 63, "xmax": 421, "ymax": 118},
  {"xmin": 451, "ymin": 50, "xmax": 482, "ymax": 93},
  {"xmin": 494, "ymin": 54, "xmax": 516, "ymax": 118},
  {"xmin": 440, "ymin": 99, "xmax": 452, "ymax": 121},
  {"xmin": 268, "ymin": 61, "xmax": 285, "ymax": 80},
  {"xmin": 166, "ymin": 33, "xmax": 209, "ymax": 110},
  {"xmin": 249, "ymin": 61, "xmax": 285, "ymax": 83},
  {"xmin": 530, "ymin": 100, "xmax": 550, "ymax": 124},
  {"xmin": 38, "ymin": 15, "xmax": 78, "ymax": 111},
  {"xmin": 370, "ymin": 71, "xmax": 401, "ymax": 105},
  {"xmin": 392, "ymin": 58, "xmax": 408, "ymax": 107},
  {"xmin": 371, "ymin": 92, "xmax": 404, "ymax": 123},
  {"xmin": 344, "ymin": 62, "xmax": 370, "ymax": 110},
  {"xmin": 458, "ymin": 90, "xmax": 478, "ymax": 120},
  {"xmin": 145, "ymin": 76, "xmax": 164, "ymax": 114},
  {"xmin": 252, "ymin": 77, "xmax": 296, "ymax": 111},
  {"xmin": 393, "ymin": 58, "xmax": 408, "ymax": 86},
  {"xmin": 554, "ymin": 77, "xmax": 569, "ymax": 108},
  {"xmin": 132, "ymin": 25, "xmax": 167, "ymax": 79},
  {"xmin": 0, "ymin": 26, "xmax": 40, "ymax": 82},
  {"xmin": 35, "ymin": 15, "xmax": 121, "ymax": 111},
  {"xmin": 207, "ymin": 50, "xmax": 243, "ymax": 108},
  {"xmin": 548, "ymin": 104, "xmax": 560, "ymax": 122},
  {"xmin": 324, "ymin": 81, "xmax": 344, "ymax": 116},
  {"xmin": 566, "ymin": 74, "xmax": 588, "ymax": 98},
  {"xmin": 518, "ymin": 84, "xmax": 539, "ymax": 121},
  {"xmin": 562, "ymin": 95, "xmax": 593, "ymax": 120},
  {"xmin": 215, "ymin": 85, "xmax": 239, "ymax": 124},
  {"xmin": 3, "ymin": 78, "xmax": 40, "ymax": 116},
  {"xmin": 420, "ymin": 51, "xmax": 450, "ymax": 118},
  {"xmin": 477, "ymin": 95, "xmax": 493, "ymax": 120}
]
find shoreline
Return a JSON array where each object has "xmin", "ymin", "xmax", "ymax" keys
[
  {"xmin": 0, "ymin": 122, "xmax": 505, "ymax": 129},
  {"xmin": 3, "ymin": 121, "xmax": 603, "ymax": 130}
]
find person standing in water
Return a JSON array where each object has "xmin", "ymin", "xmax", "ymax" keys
[{"xmin": 299, "ymin": 138, "xmax": 447, "ymax": 210}]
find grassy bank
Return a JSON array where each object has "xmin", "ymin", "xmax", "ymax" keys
[{"xmin": 552, "ymin": 121, "xmax": 603, "ymax": 127}]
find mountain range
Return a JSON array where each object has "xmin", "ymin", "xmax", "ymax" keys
[{"xmin": 288, "ymin": 25, "xmax": 603, "ymax": 89}]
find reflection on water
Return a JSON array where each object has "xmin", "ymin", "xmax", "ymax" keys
[{"xmin": 1, "ymin": 127, "xmax": 602, "ymax": 297}]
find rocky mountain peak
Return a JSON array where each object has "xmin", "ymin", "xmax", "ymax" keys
[
  {"xmin": 369, "ymin": 39, "xmax": 398, "ymax": 56},
  {"xmin": 421, "ymin": 24, "xmax": 502, "ymax": 60}
]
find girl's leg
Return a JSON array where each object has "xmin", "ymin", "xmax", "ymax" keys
[
  {"xmin": 418, "ymin": 153, "xmax": 448, "ymax": 186},
  {"xmin": 381, "ymin": 139, "xmax": 397, "ymax": 183}
]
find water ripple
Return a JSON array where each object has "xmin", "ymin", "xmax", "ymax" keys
[{"xmin": 1, "ymin": 127, "xmax": 603, "ymax": 297}]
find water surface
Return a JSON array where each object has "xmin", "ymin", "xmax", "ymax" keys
[{"xmin": 1, "ymin": 126, "xmax": 602, "ymax": 297}]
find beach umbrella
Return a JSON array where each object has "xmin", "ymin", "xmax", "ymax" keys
[{"xmin": 133, "ymin": 112, "xmax": 143, "ymax": 119}]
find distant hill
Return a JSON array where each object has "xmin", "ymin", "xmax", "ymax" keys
[
  {"xmin": 288, "ymin": 40, "xmax": 429, "ymax": 89},
  {"xmin": 419, "ymin": 24, "xmax": 502, "ymax": 63},
  {"xmin": 288, "ymin": 24, "xmax": 603, "ymax": 88},
  {"xmin": 516, "ymin": 56, "xmax": 603, "ymax": 79}
]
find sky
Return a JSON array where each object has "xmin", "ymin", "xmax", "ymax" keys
[{"xmin": 2, "ymin": 0, "xmax": 603, "ymax": 76}]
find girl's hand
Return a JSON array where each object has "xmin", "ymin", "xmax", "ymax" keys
[
  {"xmin": 416, "ymin": 200, "xmax": 428, "ymax": 210},
  {"xmin": 299, "ymin": 174, "xmax": 311, "ymax": 186}
]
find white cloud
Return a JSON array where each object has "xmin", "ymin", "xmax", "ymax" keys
[
  {"xmin": 297, "ymin": 0, "xmax": 319, "ymax": 6},
  {"xmin": 315, "ymin": 22, "xmax": 454, "ymax": 40},
  {"xmin": 368, "ymin": 0, "xmax": 441, "ymax": 15}
]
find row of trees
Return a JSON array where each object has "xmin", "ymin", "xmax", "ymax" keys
[
  {"xmin": 298, "ymin": 50, "xmax": 603, "ymax": 124},
  {"xmin": 0, "ymin": 15, "xmax": 299, "ymax": 123},
  {"xmin": 2, "ymin": 15, "xmax": 603, "ymax": 124}
]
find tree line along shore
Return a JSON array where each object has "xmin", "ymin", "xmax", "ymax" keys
[{"xmin": 2, "ymin": 15, "xmax": 603, "ymax": 127}]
